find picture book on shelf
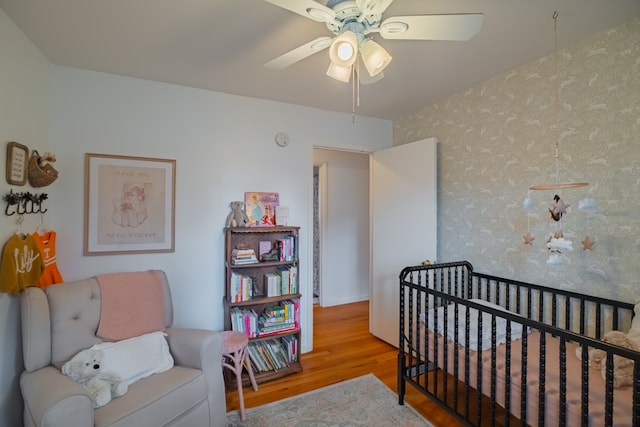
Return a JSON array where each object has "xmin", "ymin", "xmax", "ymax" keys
[{"xmin": 244, "ymin": 192, "xmax": 279, "ymax": 226}]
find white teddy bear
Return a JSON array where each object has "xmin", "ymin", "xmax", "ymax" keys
[
  {"xmin": 61, "ymin": 347, "xmax": 128, "ymax": 408},
  {"xmin": 225, "ymin": 201, "xmax": 251, "ymax": 227}
]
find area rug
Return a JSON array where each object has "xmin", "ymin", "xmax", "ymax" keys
[{"xmin": 225, "ymin": 373, "xmax": 431, "ymax": 426}]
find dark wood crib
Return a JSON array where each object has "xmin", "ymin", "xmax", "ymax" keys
[{"xmin": 397, "ymin": 261, "xmax": 640, "ymax": 426}]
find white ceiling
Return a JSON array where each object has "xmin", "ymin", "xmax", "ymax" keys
[{"xmin": 2, "ymin": 0, "xmax": 640, "ymax": 120}]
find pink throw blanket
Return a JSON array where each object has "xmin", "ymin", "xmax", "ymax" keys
[{"xmin": 96, "ymin": 270, "xmax": 165, "ymax": 341}]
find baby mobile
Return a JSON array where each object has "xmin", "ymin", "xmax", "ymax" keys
[
  {"xmin": 522, "ymin": 177, "xmax": 595, "ymax": 265},
  {"xmin": 521, "ymin": 12, "xmax": 595, "ymax": 265}
]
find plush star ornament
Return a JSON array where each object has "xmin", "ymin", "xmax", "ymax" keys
[
  {"xmin": 523, "ymin": 232, "xmax": 535, "ymax": 245},
  {"xmin": 581, "ymin": 236, "xmax": 595, "ymax": 250}
]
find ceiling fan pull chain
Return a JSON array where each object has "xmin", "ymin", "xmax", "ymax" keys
[{"xmin": 352, "ymin": 65, "xmax": 356, "ymax": 123}]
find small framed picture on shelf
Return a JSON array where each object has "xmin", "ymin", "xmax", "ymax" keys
[
  {"xmin": 259, "ymin": 241, "xmax": 272, "ymax": 258},
  {"xmin": 244, "ymin": 192, "xmax": 279, "ymax": 226}
]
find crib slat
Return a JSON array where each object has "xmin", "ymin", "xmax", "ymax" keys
[
  {"xmin": 559, "ymin": 338, "xmax": 567, "ymax": 427},
  {"xmin": 580, "ymin": 344, "xmax": 590, "ymax": 426},
  {"xmin": 538, "ymin": 331, "xmax": 546, "ymax": 427},
  {"xmin": 520, "ymin": 331, "xmax": 528, "ymax": 426},
  {"xmin": 605, "ymin": 352, "xmax": 614, "ymax": 426},
  {"xmin": 634, "ymin": 360, "xmax": 640, "ymax": 426}
]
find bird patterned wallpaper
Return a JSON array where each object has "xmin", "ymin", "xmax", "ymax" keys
[{"xmin": 393, "ymin": 17, "xmax": 640, "ymax": 303}]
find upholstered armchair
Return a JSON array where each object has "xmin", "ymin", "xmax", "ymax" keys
[{"xmin": 20, "ymin": 270, "xmax": 226, "ymax": 427}]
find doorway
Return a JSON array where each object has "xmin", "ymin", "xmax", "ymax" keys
[{"xmin": 313, "ymin": 148, "xmax": 370, "ymax": 308}]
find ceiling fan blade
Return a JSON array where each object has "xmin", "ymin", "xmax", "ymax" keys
[
  {"xmin": 264, "ymin": 36, "xmax": 333, "ymax": 70},
  {"xmin": 380, "ymin": 14, "xmax": 484, "ymax": 41},
  {"xmin": 356, "ymin": 0, "xmax": 394, "ymax": 16},
  {"xmin": 265, "ymin": 0, "xmax": 336, "ymax": 23}
]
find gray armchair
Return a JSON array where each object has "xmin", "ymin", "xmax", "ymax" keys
[{"xmin": 20, "ymin": 270, "xmax": 227, "ymax": 427}]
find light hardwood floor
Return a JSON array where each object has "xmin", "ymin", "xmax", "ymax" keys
[{"xmin": 225, "ymin": 300, "xmax": 463, "ymax": 426}]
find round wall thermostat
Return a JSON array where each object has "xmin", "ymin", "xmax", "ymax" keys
[{"xmin": 275, "ymin": 132, "xmax": 289, "ymax": 147}]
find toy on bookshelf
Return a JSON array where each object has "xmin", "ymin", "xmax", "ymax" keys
[
  {"xmin": 225, "ymin": 201, "xmax": 251, "ymax": 228},
  {"xmin": 244, "ymin": 192, "xmax": 279, "ymax": 227}
]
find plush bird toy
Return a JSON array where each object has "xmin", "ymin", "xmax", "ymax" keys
[{"xmin": 549, "ymin": 194, "xmax": 569, "ymax": 221}]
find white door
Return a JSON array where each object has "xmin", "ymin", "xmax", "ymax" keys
[{"xmin": 370, "ymin": 137, "xmax": 437, "ymax": 346}]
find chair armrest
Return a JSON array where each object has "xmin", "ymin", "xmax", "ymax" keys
[
  {"xmin": 21, "ymin": 366, "xmax": 93, "ymax": 427},
  {"xmin": 165, "ymin": 328, "xmax": 227, "ymax": 424},
  {"xmin": 165, "ymin": 328, "xmax": 224, "ymax": 369}
]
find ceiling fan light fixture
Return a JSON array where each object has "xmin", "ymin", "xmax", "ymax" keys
[
  {"xmin": 326, "ymin": 62, "xmax": 352, "ymax": 82},
  {"xmin": 360, "ymin": 39, "xmax": 392, "ymax": 76},
  {"xmin": 329, "ymin": 31, "xmax": 358, "ymax": 67}
]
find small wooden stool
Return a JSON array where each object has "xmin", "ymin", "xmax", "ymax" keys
[{"xmin": 221, "ymin": 330, "xmax": 258, "ymax": 421}]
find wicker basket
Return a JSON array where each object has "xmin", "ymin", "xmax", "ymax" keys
[{"xmin": 28, "ymin": 150, "xmax": 58, "ymax": 187}]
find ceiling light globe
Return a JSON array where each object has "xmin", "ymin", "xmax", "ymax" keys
[
  {"xmin": 360, "ymin": 39, "xmax": 392, "ymax": 76},
  {"xmin": 329, "ymin": 31, "xmax": 358, "ymax": 67},
  {"xmin": 326, "ymin": 62, "xmax": 352, "ymax": 83},
  {"xmin": 337, "ymin": 42, "xmax": 354, "ymax": 61}
]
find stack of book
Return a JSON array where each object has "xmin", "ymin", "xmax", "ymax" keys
[
  {"xmin": 229, "ymin": 307, "xmax": 258, "ymax": 338},
  {"xmin": 258, "ymin": 299, "xmax": 300, "ymax": 336},
  {"xmin": 229, "ymin": 272, "xmax": 253, "ymax": 302},
  {"xmin": 276, "ymin": 265, "xmax": 298, "ymax": 295},
  {"xmin": 275, "ymin": 237, "xmax": 296, "ymax": 262},
  {"xmin": 231, "ymin": 248, "xmax": 258, "ymax": 265},
  {"xmin": 281, "ymin": 335, "xmax": 298, "ymax": 362},
  {"xmin": 265, "ymin": 272, "xmax": 280, "ymax": 297},
  {"xmin": 246, "ymin": 337, "xmax": 298, "ymax": 372}
]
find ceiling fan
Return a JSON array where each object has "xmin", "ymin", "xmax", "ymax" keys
[{"xmin": 264, "ymin": 0, "xmax": 484, "ymax": 84}]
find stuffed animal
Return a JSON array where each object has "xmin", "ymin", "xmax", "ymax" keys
[
  {"xmin": 576, "ymin": 330, "xmax": 640, "ymax": 388},
  {"xmin": 225, "ymin": 201, "xmax": 251, "ymax": 227},
  {"xmin": 62, "ymin": 347, "xmax": 128, "ymax": 408},
  {"xmin": 38, "ymin": 151, "xmax": 57, "ymax": 168}
]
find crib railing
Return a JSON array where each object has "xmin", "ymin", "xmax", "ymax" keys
[{"xmin": 397, "ymin": 261, "xmax": 640, "ymax": 427}]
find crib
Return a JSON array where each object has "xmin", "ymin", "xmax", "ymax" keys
[{"xmin": 397, "ymin": 261, "xmax": 640, "ymax": 426}]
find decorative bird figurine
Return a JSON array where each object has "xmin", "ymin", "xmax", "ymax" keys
[{"xmin": 549, "ymin": 194, "xmax": 569, "ymax": 221}]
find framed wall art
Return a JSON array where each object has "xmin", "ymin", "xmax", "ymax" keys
[
  {"xmin": 84, "ymin": 153, "xmax": 176, "ymax": 255},
  {"xmin": 6, "ymin": 141, "xmax": 29, "ymax": 186}
]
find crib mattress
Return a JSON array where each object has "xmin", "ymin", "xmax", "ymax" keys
[{"xmin": 416, "ymin": 327, "xmax": 633, "ymax": 426}]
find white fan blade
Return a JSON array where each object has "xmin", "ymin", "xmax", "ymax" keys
[
  {"xmin": 380, "ymin": 14, "xmax": 484, "ymax": 41},
  {"xmin": 265, "ymin": 36, "xmax": 333, "ymax": 69},
  {"xmin": 356, "ymin": 0, "xmax": 394, "ymax": 16},
  {"xmin": 265, "ymin": 0, "xmax": 336, "ymax": 23}
]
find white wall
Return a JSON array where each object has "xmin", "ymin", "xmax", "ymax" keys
[
  {"xmin": 48, "ymin": 65, "xmax": 391, "ymax": 347},
  {"xmin": 0, "ymin": 9, "xmax": 51, "ymax": 426},
  {"xmin": 314, "ymin": 149, "xmax": 370, "ymax": 306},
  {"xmin": 0, "ymin": 8, "xmax": 393, "ymax": 423},
  {"xmin": 394, "ymin": 17, "xmax": 640, "ymax": 302}
]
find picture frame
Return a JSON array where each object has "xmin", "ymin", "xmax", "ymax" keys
[
  {"xmin": 84, "ymin": 153, "xmax": 175, "ymax": 255},
  {"xmin": 6, "ymin": 141, "xmax": 29, "ymax": 186}
]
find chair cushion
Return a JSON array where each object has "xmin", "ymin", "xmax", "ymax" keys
[
  {"xmin": 93, "ymin": 331, "xmax": 174, "ymax": 385},
  {"xmin": 47, "ymin": 278, "xmax": 102, "ymax": 365},
  {"xmin": 94, "ymin": 366, "xmax": 207, "ymax": 427}
]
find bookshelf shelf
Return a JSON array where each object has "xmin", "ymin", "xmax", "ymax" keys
[{"xmin": 223, "ymin": 226, "xmax": 302, "ymax": 387}]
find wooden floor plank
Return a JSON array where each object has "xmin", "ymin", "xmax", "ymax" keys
[{"xmin": 225, "ymin": 300, "xmax": 464, "ymax": 426}]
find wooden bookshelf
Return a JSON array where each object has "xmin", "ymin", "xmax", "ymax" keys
[{"xmin": 223, "ymin": 226, "xmax": 302, "ymax": 387}]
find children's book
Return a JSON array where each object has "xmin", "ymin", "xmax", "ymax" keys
[{"xmin": 244, "ymin": 192, "xmax": 279, "ymax": 226}]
